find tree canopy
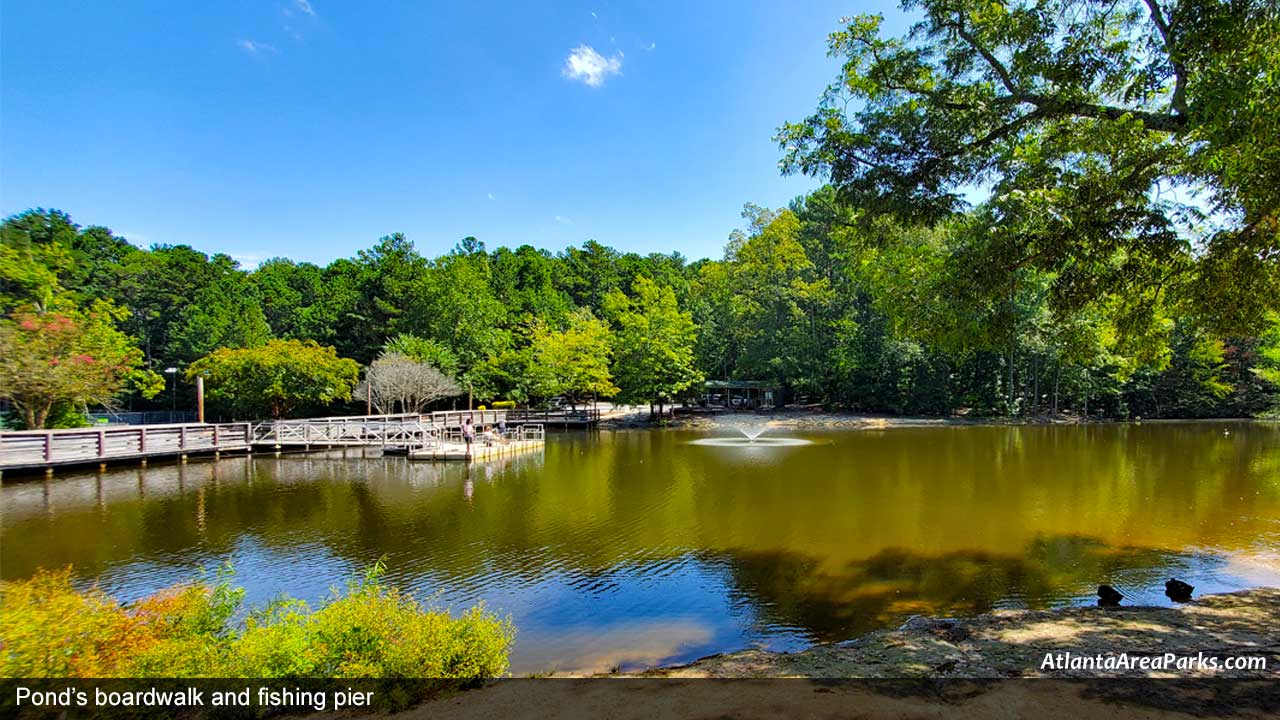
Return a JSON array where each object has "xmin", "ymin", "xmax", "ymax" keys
[
  {"xmin": 0, "ymin": 301, "xmax": 162, "ymax": 428},
  {"xmin": 186, "ymin": 340, "xmax": 361, "ymax": 419},
  {"xmin": 777, "ymin": 0, "xmax": 1280, "ymax": 337}
]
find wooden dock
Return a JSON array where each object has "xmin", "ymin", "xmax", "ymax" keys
[
  {"xmin": 408, "ymin": 438, "xmax": 545, "ymax": 462},
  {"xmin": 1, "ymin": 410, "xmax": 551, "ymax": 473},
  {"xmin": 392, "ymin": 423, "xmax": 546, "ymax": 462},
  {"xmin": 0, "ymin": 422, "xmax": 253, "ymax": 472}
]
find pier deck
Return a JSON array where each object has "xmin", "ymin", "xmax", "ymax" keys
[{"xmin": 2, "ymin": 411, "xmax": 547, "ymax": 472}]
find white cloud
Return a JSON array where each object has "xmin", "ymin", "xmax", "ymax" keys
[
  {"xmin": 646, "ymin": 42, "xmax": 656, "ymax": 51},
  {"xmin": 555, "ymin": 215, "xmax": 574, "ymax": 225},
  {"xmin": 238, "ymin": 39, "xmax": 278, "ymax": 55},
  {"xmin": 561, "ymin": 45, "xmax": 622, "ymax": 87},
  {"xmin": 294, "ymin": 0, "xmax": 316, "ymax": 17},
  {"xmin": 488, "ymin": 192, "xmax": 496, "ymax": 201},
  {"xmin": 231, "ymin": 253, "xmax": 265, "ymax": 270}
]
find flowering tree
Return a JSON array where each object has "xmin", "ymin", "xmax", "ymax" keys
[{"xmin": 0, "ymin": 301, "xmax": 162, "ymax": 428}]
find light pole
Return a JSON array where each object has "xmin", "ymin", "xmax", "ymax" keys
[{"xmin": 164, "ymin": 367, "xmax": 178, "ymax": 418}]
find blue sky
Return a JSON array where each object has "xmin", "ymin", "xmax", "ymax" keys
[{"xmin": 2, "ymin": 1, "xmax": 915, "ymax": 266}]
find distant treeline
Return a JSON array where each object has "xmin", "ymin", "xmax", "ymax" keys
[{"xmin": 1, "ymin": 200, "xmax": 1276, "ymax": 425}]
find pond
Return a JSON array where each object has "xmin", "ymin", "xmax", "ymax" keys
[{"xmin": 3, "ymin": 421, "xmax": 1279, "ymax": 674}]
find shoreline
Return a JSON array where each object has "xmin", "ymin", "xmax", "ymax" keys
[
  {"xmin": 617, "ymin": 587, "xmax": 1280, "ymax": 679},
  {"xmin": 600, "ymin": 407, "xmax": 1276, "ymax": 430}
]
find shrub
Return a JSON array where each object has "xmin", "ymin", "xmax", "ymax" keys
[{"xmin": 0, "ymin": 564, "xmax": 514, "ymax": 680}]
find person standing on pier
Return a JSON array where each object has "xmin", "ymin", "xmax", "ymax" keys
[{"xmin": 462, "ymin": 417, "xmax": 475, "ymax": 456}]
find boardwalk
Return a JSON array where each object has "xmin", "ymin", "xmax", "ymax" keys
[
  {"xmin": 0, "ymin": 423, "xmax": 253, "ymax": 472},
  {"xmin": 0, "ymin": 410, "xmax": 543, "ymax": 473},
  {"xmin": 505, "ymin": 407, "xmax": 600, "ymax": 427}
]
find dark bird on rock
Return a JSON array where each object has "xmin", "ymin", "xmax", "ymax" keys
[
  {"xmin": 1165, "ymin": 578, "xmax": 1194, "ymax": 602},
  {"xmin": 1097, "ymin": 584, "xmax": 1123, "ymax": 606}
]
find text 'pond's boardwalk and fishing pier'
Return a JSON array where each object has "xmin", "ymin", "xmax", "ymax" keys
[{"xmin": 0, "ymin": 408, "xmax": 599, "ymax": 474}]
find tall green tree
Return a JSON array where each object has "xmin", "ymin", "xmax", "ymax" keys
[
  {"xmin": 778, "ymin": 0, "xmax": 1280, "ymax": 336},
  {"xmin": 606, "ymin": 277, "xmax": 702, "ymax": 415},
  {"xmin": 167, "ymin": 273, "xmax": 273, "ymax": 363},
  {"xmin": 383, "ymin": 333, "xmax": 461, "ymax": 379},
  {"xmin": 527, "ymin": 308, "xmax": 618, "ymax": 407}
]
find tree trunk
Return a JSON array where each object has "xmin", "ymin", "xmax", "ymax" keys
[
  {"xmin": 1032, "ymin": 355, "xmax": 1040, "ymax": 415},
  {"xmin": 34, "ymin": 400, "xmax": 53, "ymax": 429},
  {"xmin": 1082, "ymin": 370, "xmax": 1090, "ymax": 419},
  {"xmin": 1007, "ymin": 340, "xmax": 1016, "ymax": 415},
  {"xmin": 1052, "ymin": 365, "xmax": 1060, "ymax": 414}
]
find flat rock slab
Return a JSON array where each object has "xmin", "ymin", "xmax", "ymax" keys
[{"xmin": 638, "ymin": 588, "xmax": 1280, "ymax": 679}]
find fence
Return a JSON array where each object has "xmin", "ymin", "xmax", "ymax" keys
[{"xmin": 87, "ymin": 411, "xmax": 197, "ymax": 426}]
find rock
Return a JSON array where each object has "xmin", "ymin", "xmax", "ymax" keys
[
  {"xmin": 899, "ymin": 615, "xmax": 933, "ymax": 631},
  {"xmin": 1165, "ymin": 578, "xmax": 1195, "ymax": 602},
  {"xmin": 1097, "ymin": 584, "xmax": 1123, "ymax": 606},
  {"xmin": 929, "ymin": 621, "xmax": 971, "ymax": 643}
]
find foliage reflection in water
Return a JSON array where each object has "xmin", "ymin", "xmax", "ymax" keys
[{"xmin": 2, "ymin": 421, "xmax": 1278, "ymax": 674}]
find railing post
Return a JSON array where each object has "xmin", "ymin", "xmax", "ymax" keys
[
  {"xmin": 179, "ymin": 426, "xmax": 187, "ymax": 449},
  {"xmin": 212, "ymin": 424, "xmax": 219, "ymax": 447},
  {"xmin": 44, "ymin": 432, "xmax": 53, "ymax": 463},
  {"xmin": 139, "ymin": 427, "xmax": 147, "ymax": 453},
  {"xmin": 98, "ymin": 429, "xmax": 106, "ymax": 458}
]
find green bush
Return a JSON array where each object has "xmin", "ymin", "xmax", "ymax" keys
[
  {"xmin": 491, "ymin": 400, "xmax": 516, "ymax": 410},
  {"xmin": 0, "ymin": 563, "xmax": 514, "ymax": 680}
]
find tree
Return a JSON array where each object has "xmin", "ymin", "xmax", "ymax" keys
[
  {"xmin": 528, "ymin": 308, "xmax": 618, "ymax": 407},
  {"xmin": 0, "ymin": 210, "xmax": 78, "ymax": 314},
  {"xmin": 383, "ymin": 333, "xmax": 460, "ymax": 379},
  {"xmin": 360, "ymin": 352, "xmax": 461, "ymax": 414},
  {"xmin": 251, "ymin": 258, "xmax": 326, "ymax": 339},
  {"xmin": 778, "ymin": 0, "xmax": 1280, "ymax": 336},
  {"xmin": 606, "ymin": 277, "xmax": 702, "ymax": 415},
  {"xmin": 167, "ymin": 273, "xmax": 273, "ymax": 363},
  {"xmin": 186, "ymin": 340, "xmax": 360, "ymax": 419},
  {"xmin": 0, "ymin": 301, "xmax": 162, "ymax": 428}
]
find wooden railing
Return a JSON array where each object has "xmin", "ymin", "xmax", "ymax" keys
[
  {"xmin": 0, "ymin": 422, "xmax": 253, "ymax": 471},
  {"xmin": 505, "ymin": 408, "xmax": 600, "ymax": 424},
  {"xmin": 0, "ymin": 410, "xmax": 521, "ymax": 471},
  {"xmin": 427, "ymin": 410, "xmax": 508, "ymax": 428},
  {"xmin": 254, "ymin": 416, "xmax": 441, "ymax": 449}
]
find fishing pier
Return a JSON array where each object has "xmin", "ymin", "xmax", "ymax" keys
[{"xmin": 0, "ymin": 408, "xmax": 581, "ymax": 474}]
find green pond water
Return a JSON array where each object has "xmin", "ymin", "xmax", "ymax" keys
[{"xmin": 3, "ymin": 421, "xmax": 1278, "ymax": 674}]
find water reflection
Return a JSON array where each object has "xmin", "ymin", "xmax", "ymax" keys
[{"xmin": 2, "ymin": 421, "xmax": 1278, "ymax": 674}]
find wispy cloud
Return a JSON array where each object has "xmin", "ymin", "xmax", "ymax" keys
[
  {"xmin": 280, "ymin": 1, "xmax": 318, "ymax": 41},
  {"xmin": 488, "ymin": 192, "xmax": 496, "ymax": 201},
  {"xmin": 646, "ymin": 42, "xmax": 657, "ymax": 51},
  {"xmin": 231, "ymin": 253, "xmax": 265, "ymax": 270},
  {"xmin": 238, "ymin": 39, "xmax": 279, "ymax": 55},
  {"xmin": 555, "ymin": 215, "xmax": 574, "ymax": 225},
  {"xmin": 562, "ymin": 45, "xmax": 622, "ymax": 87}
]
